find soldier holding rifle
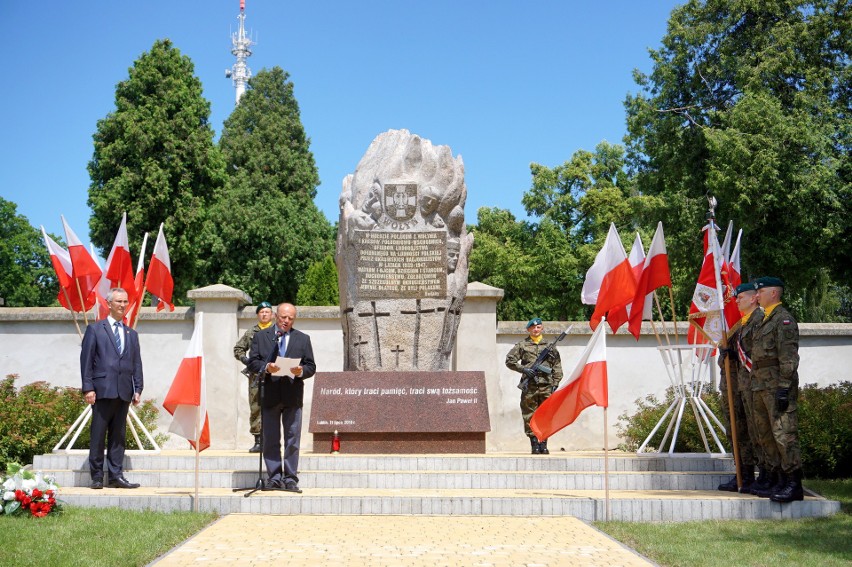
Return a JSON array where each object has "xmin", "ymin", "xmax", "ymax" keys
[{"xmin": 505, "ymin": 318, "xmax": 565, "ymax": 454}]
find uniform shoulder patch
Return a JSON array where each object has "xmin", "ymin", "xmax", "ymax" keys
[{"xmin": 782, "ymin": 320, "xmax": 792, "ymax": 325}]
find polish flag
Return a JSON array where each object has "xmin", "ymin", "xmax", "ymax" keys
[
  {"xmin": 41, "ymin": 227, "xmax": 88, "ymax": 310},
  {"xmin": 163, "ymin": 313, "xmax": 210, "ymax": 451},
  {"xmin": 531, "ymin": 321, "xmax": 608, "ymax": 440},
  {"xmin": 91, "ymin": 246, "xmax": 110, "ymax": 320},
  {"xmin": 581, "ymin": 224, "xmax": 637, "ymax": 332},
  {"xmin": 126, "ymin": 232, "xmax": 149, "ymax": 328},
  {"xmin": 720, "ymin": 220, "xmax": 734, "ymax": 264},
  {"xmin": 727, "ymin": 229, "xmax": 743, "ymax": 289},
  {"xmin": 606, "ymin": 233, "xmax": 645, "ymax": 332},
  {"xmin": 688, "ymin": 228, "xmax": 739, "ymax": 346},
  {"xmin": 104, "ymin": 213, "xmax": 137, "ymax": 307},
  {"xmin": 61, "ymin": 216, "xmax": 102, "ymax": 310},
  {"xmin": 145, "ymin": 224, "xmax": 174, "ymax": 312},
  {"xmin": 627, "ymin": 222, "xmax": 672, "ymax": 339}
]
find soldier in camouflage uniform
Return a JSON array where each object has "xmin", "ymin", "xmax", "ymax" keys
[
  {"xmin": 233, "ymin": 301, "xmax": 274, "ymax": 453},
  {"xmin": 505, "ymin": 318, "xmax": 563, "ymax": 454},
  {"xmin": 751, "ymin": 277, "xmax": 803, "ymax": 503},
  {"xmin": 717, "ymin": 282, "xmax": 763, "ymax": 492}
]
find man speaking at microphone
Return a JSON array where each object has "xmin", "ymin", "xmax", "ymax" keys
[{"xmin": 247, "ymin": 303, "xmax": 316, "ymax": 492}]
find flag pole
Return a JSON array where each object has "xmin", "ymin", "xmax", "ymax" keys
[
  {"xmin": 75, "ymin": 280, "xmax": 90, "ymax": 326},
  {"xmin": 707, "ymin": 200, "xmax": 741, "ymax": 487},
  {"xmin": 604, "ymin": 405, "xmax": 610, "ymax": 522},
  {"xmin": 667, "ymin": 286, "xmax": 680, "ymax": 345},
  {"xmin": 194, "ymin": 413, "xmax": 200, "ymax": 513},
  {"xmin": 61, "ymin": 287, "xmax": 84, "ymax": 341}
]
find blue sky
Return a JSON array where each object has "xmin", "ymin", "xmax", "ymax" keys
[{"xmin": 2, "ymin": 1, "xmax": 680, "ymax": 253}]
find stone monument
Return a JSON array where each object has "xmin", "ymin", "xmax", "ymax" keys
[
  {"xmin": 336, "ymin": 128, "xmax": 474, "ymax": 371},
  {"xmin": 309, "ymin": 129, "xmax": 488, "ymax": 453}
]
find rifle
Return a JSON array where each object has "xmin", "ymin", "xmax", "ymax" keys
[{"xmin": 517, "ymin": 325, "xmax": 573, "ymax": 391}]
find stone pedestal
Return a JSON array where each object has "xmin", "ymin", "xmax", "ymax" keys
[
  {"xmin": 309, "ymin": 371, "xmax": 490, "ymax": 453},
  {"xmin": 187, "ymin": 284, "xmax": 251, "ymax": 450}
]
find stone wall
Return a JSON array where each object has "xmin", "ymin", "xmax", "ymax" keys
[{"xmin": 2, "ymin": 283, "xmax": 850, "ymax": 453}]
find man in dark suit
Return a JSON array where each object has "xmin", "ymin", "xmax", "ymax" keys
[
  {"xmin": 81, "ymin": 288, "xmax": 143, "ymax": 489},
  {"xmin": 247, "ymin": 302, "xmax": 316, "ymax": 492}
]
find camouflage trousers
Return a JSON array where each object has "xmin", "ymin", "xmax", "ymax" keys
[
  {"xmin": 247, "ymin": 375, "xmax": 261, "ymax": 436},
  {"xmin": 718, "ymin": 375, "xmax": 755, "ymax": 467},
  {"xmin": 751, "ymin": 389, "xmax": 801, "ymax": 473},
  {"xmin": 520, "ymin": 381, "xmax": 554, "ymax": 438}
]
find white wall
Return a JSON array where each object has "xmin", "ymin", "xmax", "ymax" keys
[{"xmin": 2, "ymin": 285, "xmax": 849, "ymax": 453}]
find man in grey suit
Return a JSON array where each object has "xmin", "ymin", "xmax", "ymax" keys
[
  {"xmin": 247, "ymin": 303, "xmax": 316, "ymax": 492},
  {"xmin": 81, "ymin": 288, "xmax": 143, "ymax": 489}
]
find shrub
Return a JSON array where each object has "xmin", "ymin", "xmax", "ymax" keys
[
  {"xmin": 0, "ymin": 375, "xmax": 166, "ymax": 466},
  {"xmin": 616, "ymin": 386, "xmax": 724, "ymax": 453},
  {"xmin": 618, "ymin": 381, "xmax": 852, "ymax": 478},
  {"xmin": 798, "ymin": 381, "xmax": 852, "ymax": 479}
]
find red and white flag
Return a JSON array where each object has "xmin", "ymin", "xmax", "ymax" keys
[
  {"xmin": 606, "ymin": 233, "xmax": 645, "ymax": 332},
  {"xmin": 530, "ymin": 321, "xmax": 608, "ymax": 440},
  {"xmin": 688, "ymin": 223, "xmax": 739, "ymax": 345},
  {"xmin": 104, "ymin": 213, "xmax": 137, "ymax": 307},
  {"xmin": 91, "ymin": 246, "xmax": 111, "ymax": 320},
  {"xmin": 145, "ymin": 224, "xmax": 174, "ymax": 312},
  {"xmin": 627, "ymin": 222, "xmax": 672, "ymax": 339},
  {"xmin": 41, "ymin": 227, "xmax": 86, "ymax": 310},
  {"xmin": 126, "ymin": 232, "xmax": 149, "ymax": 328},
  {"xmin": 581, "ymin": 224, "xmax": 637, "ymax": 332},
  {"xmin": 720, "ymin": 220, "xmax": 734, "ymax": 264},
  {"xmin": 61, "ymin": 216, "xmax": 102, "ymax": 310},
  {"xmin": 163, "ymin": 313, "xmax": 210, "ymax": 451},
  {"xmin": 727, "ymin": 229, "xmax": 743, "ymax": 290}
]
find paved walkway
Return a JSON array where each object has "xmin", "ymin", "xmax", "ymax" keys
[{"xmin": 151, "ymin": 514, "xmax": 655, "ymax": 566}]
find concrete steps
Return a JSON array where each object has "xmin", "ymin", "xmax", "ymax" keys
[{"xmin": 34, "ymin": 451, "xmax": 841, "ymax": 522}]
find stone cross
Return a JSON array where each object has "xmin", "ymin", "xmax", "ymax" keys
[
  {"xmin": 400, "ymin": 299, "xmax": 435, "ymax": 369},
  {"xmin": 357, "ymin": 301, "xmax": 391, "ymax": 367}
]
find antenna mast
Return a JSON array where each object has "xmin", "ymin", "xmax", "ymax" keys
[{"xmin": 225, "ymin": 0, "xmax": 254, "ymax": 105}]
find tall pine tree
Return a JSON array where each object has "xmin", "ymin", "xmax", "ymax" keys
[
  {"xmin": 87, "ymin": 39, "xmax": 227, "ymax": 302},
  {"xmin": 201, "ymin": 67, "xmax": 333, "ymax": 303}
]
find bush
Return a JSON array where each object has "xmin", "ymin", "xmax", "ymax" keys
[
  {"xmin": 0, "ymin": 374, "xmax": 166, "ymax": 466},
  {"xmin": 618, "ymin": 381, "xmax": 852, "ymax": 478},
  {"xmin": 616, "ymin": 386, "xmax": 724, "ymax": 453},
  {"xmin": 798, "ymin": 381, "xmax": 852, "ymax": 479}
]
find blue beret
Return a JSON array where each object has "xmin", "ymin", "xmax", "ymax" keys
[
  {"xmin": 734, "ymin": 282, "xmax": 757, "ymax": 296},
  {"xmin": 256, "ymin": 301, "xmax": 273, "ymax": 313},
  {"xmin": 526, "ymin": 317, "xmax": 542, "ymax": 328},
  {"xmin": 754, "ymin": 277, "xmax": 785, "ymax": 289}
]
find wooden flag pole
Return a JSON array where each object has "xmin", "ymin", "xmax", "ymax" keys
[
  {"xmin": 75, "ymin": 280, "xmax": 90, "ymax": 326},
  {"xmin": 194, "ymin": 414, "xmax": 200, "ymax": 513},
  {"xmin": 60, "ymin": 286, "xmax": 84, "ymax": 341},
  {"xmin": 667, "ymin": 286, "xmax": 679, "ymax": 345}
]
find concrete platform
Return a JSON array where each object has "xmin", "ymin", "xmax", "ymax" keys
[{"xmin": 37, "ymin": 450, "xmax": 841, "ymax": 522}]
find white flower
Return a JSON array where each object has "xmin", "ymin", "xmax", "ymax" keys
[
  {"xmin": 3, "ymin": 490, "xmax": 15, "ymax": 501},
  {"xmin": 21, "ymin": 478, "xmax": 36, "ymax": 492},
  {"xmin": 2, "ymin": 477, "xmax": 16, "ymax": 491}
]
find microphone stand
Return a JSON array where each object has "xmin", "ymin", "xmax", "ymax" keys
[{"xmin": 233, "ymin": 330, "xmax": 281, "ymax": 497}]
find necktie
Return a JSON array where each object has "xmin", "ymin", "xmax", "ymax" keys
[
  {"xmin": 279, "ymin": 332, "xmax": 288, "ymax": 355},
  {"xmin": 113, "ymin": 322, "xmax": 123, "ymax": 354}
]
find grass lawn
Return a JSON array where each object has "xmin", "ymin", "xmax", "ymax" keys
[
  {"xmin": 595, "ymin": 478, "xmax": 852, "ymax": 567},
  {"xmin": 0, "ymin": 506, "xmax": 217, "ymax": 566}
]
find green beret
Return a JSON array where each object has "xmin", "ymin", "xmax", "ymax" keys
[
  {"xmin": 526, "ymin": 317, "xmax": 542, "ymax": 329},
  {"xmin": 755, "ymin": 277, "xmax": 785, "ymax": 289},
  {"xmin": 256, "ymin": 301, "xmax": 273, "ymax": 313},
  {"xmin": 734, "ymin": 282, "xmax": 757, "ymax": 296}
]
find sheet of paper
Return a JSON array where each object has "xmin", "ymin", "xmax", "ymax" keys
[{"xmin": 271, "ymin": 356, "xmax": 302, "ymax": 378}]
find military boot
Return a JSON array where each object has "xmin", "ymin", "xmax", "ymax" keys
[
  {"xmin": 749, "ymin": 467, "xmax": 771, "ymax": 495},
  {"xmin": 249, "ymin": 435, "xmax": 261, "ymax": 453},
  {"xmin": 717, "ymin": 475, "xmax": 739, "ymax": 492},
  {"xmin": 539, "ymin": 440, "xmax": 550, "ymax": 455},
  {"xmin": 738, "ymin": 466, "xmax": 756, "ymax": 494},
  {"xmin": 771, "ymin": 470, "xmax": 804, "ymax": 503},
  {"xmin": 530, "ymin": 437, "xmax": 541, "ymax": 454},
  {"xmin": 753, "ymin": 470, "xmax": 779, "ymax": 497}
]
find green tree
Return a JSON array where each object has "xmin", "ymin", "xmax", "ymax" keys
[
  {"xmin": 471, "ymin": 142, "xmax": 659, "ymax": 321},
  {"xmin": 87, "ymin": 39, "xmax": 227, "ymax": 303},
  {"xmin": 624, "ymin": 0, "xmax": 851, "ymax": 320},
  {"xmin": 201, "ymin": 67, "xmax": 333, "ymax": 303},
  {"xmin": 296, "ymin": 254, "xmax": 339, "ymax": 306},
  {"xmin": 0, "ymin": 198, "xmax": 59, "ymax": 307}
]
